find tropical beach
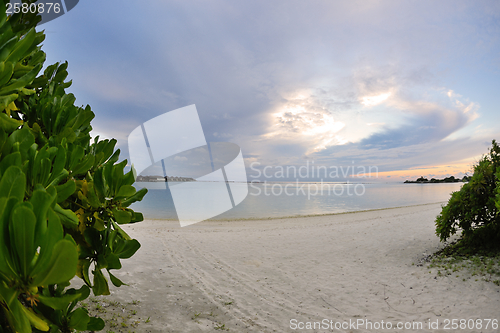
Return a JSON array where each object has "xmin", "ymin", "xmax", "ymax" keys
[
  {"xmin": 2, "ymin": 1, "xmax": 500, "ymax": 333},
  {"xmin": 88, "ymin": 203, "xmax": 500, "ymax": 332}
]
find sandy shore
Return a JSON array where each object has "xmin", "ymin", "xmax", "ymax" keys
[{"xmin": 97, "ymin": 203, "xmax": 500, "ymax": 332}]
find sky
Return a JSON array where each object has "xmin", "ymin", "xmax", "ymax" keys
[{"xmin": 39, "ymin": 0, "xmax": 500, "ymax": 182}]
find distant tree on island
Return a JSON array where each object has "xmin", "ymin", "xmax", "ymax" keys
[
  {"xmin": 436, "ymin": 140, "xmax": 500, "ymax": 250},
  {"xmin": 404, "ymin": 175, "xmax": 468, "ymax": 183}
]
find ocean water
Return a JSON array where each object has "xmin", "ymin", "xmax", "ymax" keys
[{"xmin": 130, "ymin": 182, "xmax": 463, "ymax": 221}]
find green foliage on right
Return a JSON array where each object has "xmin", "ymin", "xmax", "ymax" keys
[{"xmin": 436, "ymin": 140, "xmax": 500, "ymax": 248}]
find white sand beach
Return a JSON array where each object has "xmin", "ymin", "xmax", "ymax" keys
[{"xmin": 99, "ymin": 203, "xmax": 500, "ymax": 332}]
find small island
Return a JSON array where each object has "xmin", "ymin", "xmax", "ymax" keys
[
  {"xmin": 404, "ymin": 175, "xmax": 470, "ymax": 183},
  {"xmin": 136, "ymin": 175, "xmax": 196, "ymax": 182}
]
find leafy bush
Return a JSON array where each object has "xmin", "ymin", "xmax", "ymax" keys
[
  {"xmin": 0, "ymin": 3, "xmax": 147, "ymax": 332},
  {"xmin": 436, "ymin": 140, "xmax": 500, "ymax": 248}
]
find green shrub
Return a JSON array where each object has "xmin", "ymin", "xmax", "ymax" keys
[
  {"xmin": 436, "ymin": 140, "xmax": 500, "ymax": 249},
  {"xmin": 0, "ymin": 3, "xmax": 147, "ymax": 332}
]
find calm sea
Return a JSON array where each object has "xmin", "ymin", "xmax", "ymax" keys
[{"xmin": 130, "ymin": 182, "xmax": 463, "ymax": 221}]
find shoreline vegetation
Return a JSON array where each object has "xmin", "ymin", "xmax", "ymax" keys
[
  {"xmin": 430, "ymin": 140, "xmax": 500, "ymax": 295},
  {"xmin": 404, "ymin": 175, "xmax": 470, "ymax": 183},
  {"xmin": 0, "ymin": 10, "xmax": 147, "ymax": 332}
]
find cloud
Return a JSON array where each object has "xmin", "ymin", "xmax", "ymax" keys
[
  {"xmin": 213, "ymin": 132, "xmax": 233, "ymax": 138},
  {"xmin": 174, "ymin": 156, "xmax": 188, "ymax": 162},
  {"xmin": 361, "ymin": 92, "xmax": 392, "ymax": 106},
  {"xmin": 41, "ymin": 0, "xmax": 500, "ymax": 177},
  {"xmin": 212, "ymin": 113, "xmax": 232, "ymax": 120},
  {"xmin": 78, "ymin": 69, "xmax": 139, "ymax": 102},
  {"xmin": 263, "ymin": 99, "xmax": 346, "ymax": 155},
  {"xmin": 312, "ymin": 134, "xmax": 490, "ymax": 176},
  {"xmin": 358, "ymin": 90, "xmax": 479, "ymax": 149},
  {"xmin": 252, "ymin": 61, "xmax": 480, "ymax": 161}
]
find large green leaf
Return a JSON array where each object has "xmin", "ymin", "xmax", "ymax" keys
[
  {"xmin": 68, "ymin": 307, "xmax": 90, "ymax": 331},
  {"xmin": 0, "ymin": 95, "xmax": 18, "ymax": 114},
  {"xmin": 0, "ymin": 282, "xmax": 34, "ymax": 333},
  {"xmin": 105, "ymin": 252, "xmax": 121, "ymax": 270},
  {"xmin": 78, "ymin": 259, "xmax": 91, "ymax": 286},
  {"xmin": 20, "ymin": 305, "xmax": 50, "ymax": 332},
  {"xmin": 93, "ymin": 167, "xmax": 107, "ymax": 199},
  {"xmin": 87, "ymin": 317, "xmax": 105, "ymax": 331},
  {"xmin": 0, "ymin": 278, "xmax": 18, "ymax": 308},
  {"xmin": 110, "ymin": 219, "xmax": 131, "ymax": 241},
  {"xmin": 116, "ymin": 239, "xmax": 141, "ymax": 259},
  {"xmin": 5, "ymin": 28, "xmax": 36, "ymax": 64},
  {"xmin": 121, "ymin": 188, "xmax": 147, "ymax": 207},
  {"xmin": 0, "ymin": 165, "xmax": 25, "ymax": 200},
  {"xmin": 46, "ymin": 145, "xmax": 66, "ymax": 186},
  {"xmin": 31, "ymin": 239, "xmax": 77, "ymax": 286},
  {"xmin": 6, "ymin": 297, "xmax": 31, "ymax": 333},
  {"xmin": 110, "ymin": 159, "xmax": 127, "ymax": 193},
  {"xmin": 0, "ymin": 198, "xmax": 11, "ymax": 281},
  {"xmin": 30, "ymin": 207, "xmax": 64, "ymax": 278},
  {"xmin": 115, "ymin": 184, "xmax": 136, "ymax": 200},
  {"xmin": 112, "ymin": 208, "xmax": 132, "ymax": 224},
  {"xmin": 53, "ymin": 61, "xmax": 69, "ymax": 83},
  {"xmin": 83, "ymin": 228, "xmax": 103, "ymax": 252},
  {"xmin": 29, "ymin": 187, "xmax": 54, "ymax": 246},
  {"xmin": 0, "ymin": 63, "xmax": 41, "ymax": 95},
  {"xmin": 4, "ymin": 126, "xmax": 34, "ymax": 161},
  {"xmin": 68, "ymin": 145, "xmax": 84, "ymax": 171},
  {"xmin": 72, "ymin": 153, "xmax": 94, "ymax": 176},
  {"xmin": 0, "ymin": 37, "xmax": 18, "ymax": 63},
  {"xmin": 131, "ymin": 211, "xmax": 144, "ymax": 223},
  {"xmin": 9, "ymin": 204, "xmax": 36, "ymax": 278},
  {"xmin": 92, "ymin": 269, "xmax": 110, "ymax": 296},
  {"xmin": 0, "ymin": 61, "xmax": 14, "ymax": 86},
  {"xmin": 70, "ymin": 284, "xmax": 91, "ymax": 301},
  {"xmin": 85, "ymin": 180, "xmax": 100, "ymax": 208},
  {"xmin": 38, "ymin": 292, "xmax": 81, "ymax": 310},
  {"xmin": 108, "ymin": 270, "xmax": 125, "ymax": 287},
  {"xmin": 0, "ymin": 151, "xmax": 21, "ymax": 176},
  {"xmin": 55, "ymin": 180, "xmax": 76, "ymax": 203},
  {"xmin": 0, "ymin": 197, "xmax": 19, "ymax": 280},
  {"xmin": 53, "ymin": 203, "xmax": 79, "ymax": 228}
]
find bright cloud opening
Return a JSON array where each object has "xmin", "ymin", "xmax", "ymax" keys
[
  {"xmin": 267, "ymin": 105, "xmax": 346, "ymax": 153},
  {"xmin": 361, "ymin": 92, "xmax": 392, "ymax": 106}
]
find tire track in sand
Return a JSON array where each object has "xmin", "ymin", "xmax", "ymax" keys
[
  {"xmin": 161, "ymin": 233, "xmax": 271, "ymax": 332},
  {"xmin": 160, "ymin": 231, "xmax": 337, "ymax": 332}
]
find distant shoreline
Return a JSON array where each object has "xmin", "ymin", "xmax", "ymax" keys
[{"xmin": 142, "ymin": 201, "xmax": 448, "ymax": 222}]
